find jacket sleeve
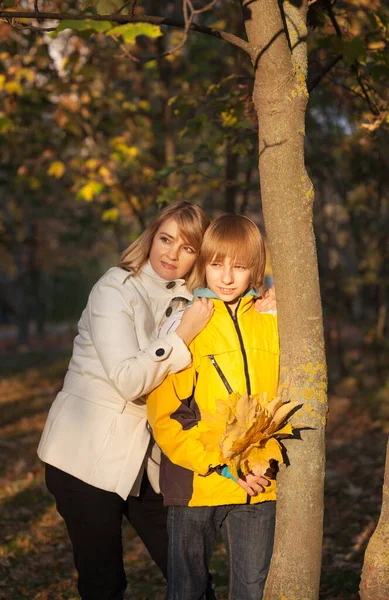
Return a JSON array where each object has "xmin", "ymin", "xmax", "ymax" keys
[
  {"xmin": 147, "ymin": 367, "xmax": 221, "ymax": 475},
  {"xmin": 87, "ymin": 274, "xmax": 191, "ymax": 403}
]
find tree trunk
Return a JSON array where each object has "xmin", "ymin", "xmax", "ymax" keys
[
  {"xmin": 360, "ymin": 440, "xmax": 389, "ymax": 599},
  {"xmin": 241, "ymin": 1, "xmax": 328, "ymax": 597}
]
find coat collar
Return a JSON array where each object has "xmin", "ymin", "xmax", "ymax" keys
[{"xmin": 137, "ymin": 261, "xmax": 193, "ymax": 301}]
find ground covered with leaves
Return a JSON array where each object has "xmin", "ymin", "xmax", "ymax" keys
[{"xmin": 0, "ymin": 346, "xmax": 387, "ymax": 599}]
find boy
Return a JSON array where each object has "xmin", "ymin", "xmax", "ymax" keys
[{"xmin": 147, "ymin": 214, "xmax": 279, "ymax": 600}]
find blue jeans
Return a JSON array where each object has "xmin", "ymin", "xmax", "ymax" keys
[{"xmin": 166, "ymin": 502, "xmax": 276, "ymax": 600}]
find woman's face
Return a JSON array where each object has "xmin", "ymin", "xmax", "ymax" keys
[{"xmin": 149, "ymin": 218, "xmax": 197, "ymax": 281}]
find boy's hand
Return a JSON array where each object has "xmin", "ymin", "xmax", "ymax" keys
[
  {"xmin": 237, "ymin": 472, "xmax": 271, "ymax": 496},
  {"xmin": 254, "ymin": 287, "xmax": 276, "ymax": 313}
]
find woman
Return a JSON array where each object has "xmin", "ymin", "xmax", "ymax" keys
[
  {"xmin": 38, "ymin": 201, "xmax": 214, "ymax": 599},
  {"xmin": 38, "ymin": 201, "xmax": 274, "ymax": 600}
]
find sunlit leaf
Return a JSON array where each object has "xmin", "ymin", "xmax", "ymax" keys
[
  {"xmin": 47, "ymin": 161, "xmax": 65, "ymax": 179},
  {"xmin": 221, "ymin": 109, "xmax": 238, "ymax": 128},
  {"xmin": 4, "ymin": 81, "xmax": 23, "ymax": 96},
  {"xmin": 200, "ymin": 392, "xmax": 301, "ymax": 477},
  {"xmin": 77, "ymin": 181, "xmax": 104, "ymax": 201},
  {"xmin": 102, "ymin": 207, "xmax": 120, "ymax": 222},
  {"xmin": 50, "ymin": 19, "xmax": 112, "ymax": 36},
  {"xmin": 106, "ymin": 23, "xmax": 162, "ymax": 44}
]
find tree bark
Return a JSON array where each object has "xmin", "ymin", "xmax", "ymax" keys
[
  {"xmin": 241, "ymin": 1, "xmax": 328, "ymax": 597},
  {"xmin": 360, "ymin": 440, "xmax": 389, "ymax": 599}
]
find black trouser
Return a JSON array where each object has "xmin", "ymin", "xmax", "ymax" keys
[{"xmin": 45, "ymin": 464, "xmax": 168, "ymax": 600}]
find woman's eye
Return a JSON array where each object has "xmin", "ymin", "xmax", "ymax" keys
[
  {"xmin": 184, "ymin": 247, "xmax": 195, "ymax": 254},
  {"xmin": 210, "ymin": 263, "xmax": 221, "ymax": 267},
  {"xmin": 160, "ymin": 236, "xmax": 170, "ymax": 243}
]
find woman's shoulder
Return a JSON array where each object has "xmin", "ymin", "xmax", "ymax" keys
[
  {"xmin": 89, "ymin": 267, "xmax": 139, "ymax": 306},
  {"xmin": 103, "ymin": 266, "xmax": 133, "ymax": 284},
  {"xmin": 93, "ymin": 266, "xmax": 138, "ymax": 290}
]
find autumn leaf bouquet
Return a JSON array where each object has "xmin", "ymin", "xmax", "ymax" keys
[{"xmin": 199, "ymin": 393, "xmax": 300, "ymax": 479}]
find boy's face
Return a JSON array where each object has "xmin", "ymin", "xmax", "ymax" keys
[{"xmin": 205, "ymin": 256, "xmax": 252, "ymax": 312}]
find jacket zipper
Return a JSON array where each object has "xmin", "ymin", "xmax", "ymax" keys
[
  {"xmin": 208, "ymin": 355, "xmax": 233, "ymax": 394},
  {"xmin": 227, "ymin": 303, "xmax": 251, "ymax": 396},
  {"xmin": 227, "ymin": 302, "xmax": 252, "ymax": 504}
]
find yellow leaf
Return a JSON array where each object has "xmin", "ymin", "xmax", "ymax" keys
[
  {"xmin": 139, "ymin": 100, "xmax": 150, "ymax": 111},
  {"xmin": 78, "ymin": 180, "xmax": 103, "ymax": 202},
  {"xmin": 122, "ymin": 101, "xmax": 137, "ymax": 111},
  {"xmin": 102, "ymin": 207, "xmax": 120, "ymax": 222},
  {"xmin": 126, "ymin": 146, "xmax": 139, "ymax": 157},
  {"xmin": 47, "ymin": 161, "xmax": 65, "ymax": 179},
  {"xmin": 5, "ymin": 81, "xmax": 23, "ymax": 96},
  {"xmin": 85, "ymin": 159, "xmax": 100, "ymax": 170},
  {"xmin": 18, "ymin": 68, "xmax": 35, "ymax": 82},
  {"xmin": 129, "ymin": 195, "xmax": 141, "ymax": 210},
  {"xmin": 221, "ymin": 109, "xmax": 238, "ymax": 128},
  {"xmin": 99, "ymin": 166, "xmax": 116, "ymax": 185},
  {"xmin": 199, "ymin": 392, "xmax": 301, "ymax": 473},
  {"xmin": 143, "ymin": 167, "xmax": 153, "ymax": 178},
  {"xmin": 241, "ymin": 438, "xmax": 283, "ymax": 476}
]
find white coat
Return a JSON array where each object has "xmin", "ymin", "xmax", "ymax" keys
[{"xmin": 38, "ymin": 262, "xmax": 192, "ymax": 500}]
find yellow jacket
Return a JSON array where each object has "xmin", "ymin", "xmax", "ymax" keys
[{"xmin": 147, "ymin": 290, "xmax": 279, "ymax": 507}]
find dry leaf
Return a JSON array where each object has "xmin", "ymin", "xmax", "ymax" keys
[{"xmin": 199, "ymin": 392, "xmax": 301, "ymax": 477}]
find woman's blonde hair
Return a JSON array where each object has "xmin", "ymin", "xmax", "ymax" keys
[
  {"xmin": 187, "ymin": 214, "xmax": 266, "ymax": 292},
  {"xmin": 119, "ymin": 201, "xmax": 209, "ymax": 277}
]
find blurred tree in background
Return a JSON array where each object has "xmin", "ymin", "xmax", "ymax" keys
[{"xmin": 1, "ymin": 0, "xmax": 387, "ymax": 354}]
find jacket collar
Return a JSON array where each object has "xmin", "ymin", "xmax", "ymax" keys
[
  {"xmin": 193, "ymin": 286, "xmax": 260, "ymax": 300},
  {"xmin": 192, "ymin": 286, "xmax": 260, "ymax": 314}
]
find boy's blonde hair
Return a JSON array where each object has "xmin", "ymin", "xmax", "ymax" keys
[
  {"xmin": 119, "ymin": 201, "xmax": 209, "ymax": 277},
  {"xmin": 187, "ymin": 214, "xmax": 266, "ymax": 292}
]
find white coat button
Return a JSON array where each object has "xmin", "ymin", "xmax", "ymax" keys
[
  {"xmin": 166, "ymin": 281, "xmax": 176, "ymax": 289},
  {"xmin": 166, "ymin": 307, "xmax": 173, "ymax": 317},
  {"xmin": 155, "ymin": 348, "xmax": 165, "ymax": 357}
]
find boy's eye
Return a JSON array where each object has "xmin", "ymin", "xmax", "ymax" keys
[
  {"xmin": 210, "ymin": 262, "xmax": 221, "ymax": 267},
  {"xmin": 235, "ymin": 265, "xmax": 246, "ymax": 270}
]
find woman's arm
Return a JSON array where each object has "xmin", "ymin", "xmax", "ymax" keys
[
  {"xmin": 86, "ymin": 276, "xmax": 213, "ymax": 403},
  {"xmin": 86, "ymin": 277, "xmax": 189, "ymax": 402}
]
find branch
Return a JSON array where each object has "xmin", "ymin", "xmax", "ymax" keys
[
  {"xmin": 308, "ymin": 54, "xmax": 342, "ymax": 92},
  {"xmin": 114, "ymin": 0, "xmax": 137, "ymax": 16},
  {"xmin": 0, "ymin": 10, "xmax": 252, "ymax": 55},
  {"xmin": 147, "ymin": 0, "xmax": 220, "ymax": 60},
  {"xmin": 352, "ymin": 63, "xmax": 380, "ymax": 116},
  {"xmin": 326, "ymin": 0, "xmax": 342, "ymax": 37}
]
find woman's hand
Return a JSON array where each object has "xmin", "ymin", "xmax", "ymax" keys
[
  {"xmin": 254, "ymin": 287, "xmax": 276, "ymax": 313},
  {"xmin": 175, "ymin": 298, "xmax": 214, "ymax": 346}
]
